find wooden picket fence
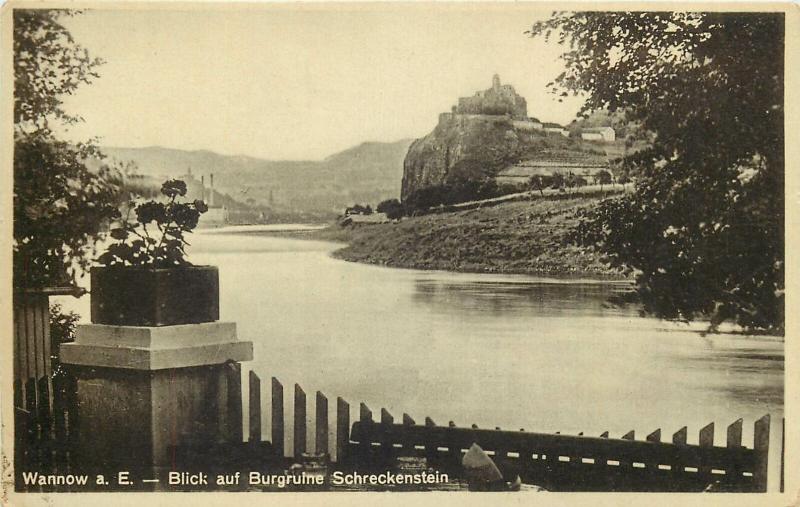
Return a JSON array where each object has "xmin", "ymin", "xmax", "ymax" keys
[
  {"xmin": 13, "ymin": 289, "xmax": 81, "ymax": 493},
  {"xmin": 172, "ymin": 371, "xmax": 352, "ymax": 469},
  {"xmin": 348, "ymin": 411, "xmax": 771, "ymax": 492},
  {"xmin": 172, "ymin": 368, "xmax": 774, "ymax": 492},
  {"xmin": 11, "ymin": 291, "xmax": 779, "ymax": 494}
]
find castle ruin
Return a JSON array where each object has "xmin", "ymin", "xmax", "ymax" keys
[{"xmin": 454, "ymin": 74, "xmax": 528, "ymax": 120}]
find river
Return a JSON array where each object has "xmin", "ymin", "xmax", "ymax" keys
[{"xmin": 55, "ymin": 224, "xmax": 785, "ymax": 489}]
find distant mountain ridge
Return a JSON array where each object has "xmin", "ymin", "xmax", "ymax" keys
[{"xmin": 102, "ymin": 139, "xmax": 414, "ymax": 220}]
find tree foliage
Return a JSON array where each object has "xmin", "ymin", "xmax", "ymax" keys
[
  {"xmin": 528, "ymin": 175, "xmax": 549, "ymax": 196},
  {"xmin": 48, "ymin": 302, "xmax": 80, "ymax": 376},
  {"xmin": 403, "ymin": 179, "xmax": 518, "ymax": 214},
  {"xmin": 14, "ymin": 9, "xmax": 127, "ymax": 288},
  {"xmin": 594, "ymin": 170, "xmax": 612, "ymax": 189},
  {"xmin": 376, "ymin": 198, "xmax": 404, "ymax": 219},
  {"xmin": 14, "ymin": 131, "xmax": 124, "ymax": 287},
  {"xmin": 345, "ymin": 204, "xmax": 373, "ymax": 215},
  {"xmin": 530, "ymin": 12, "xmax": 784, "ymax": 333},
  {"xmin": 14, "ymin": 9, "xmax": 103, "ymax": 131}
]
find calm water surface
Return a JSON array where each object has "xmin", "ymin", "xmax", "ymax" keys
[{"xmin": 57, "ymin": 225, "xmax": 785, "ymax": 487}]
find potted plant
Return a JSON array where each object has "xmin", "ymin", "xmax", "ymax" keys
[{"xmin": 92, "ymin": 179, "xmax": 217, "ymax": 327}]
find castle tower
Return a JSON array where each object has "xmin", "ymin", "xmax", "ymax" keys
[{"xmin": 492, "ymin": 73, "xmax": 501, "ymax": 91}]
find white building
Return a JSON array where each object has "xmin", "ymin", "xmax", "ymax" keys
[
  {"xmin": 581, "ymin": 126, "xmax": 616, "ymax": 142},
  {"xmin": 542, "ymin": 122, "xmax": 569, "ymax": 137},
  {"xmin": 197, "ymin": 172, "xmax": 229, "ymax": 228}
]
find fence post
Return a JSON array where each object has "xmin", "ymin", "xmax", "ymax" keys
[
  {"xmin": 380, "ymin": 408, "xmax": 394, "ymax": 464},
  {"xmin": 402, "ymin": 414, "xmax": 416, "ymax": 454},
  {"xmin": 226, "ymin": 362, "xmax": 244, "ymax": 442},
  {"xmin": 753, "ymin": 415, "xmax": 770, "ymax": 492},
  {"xmin": 726, "ymin": 418, "xmax": 743, "ymax": 448},
  {"xmin": 294, "ymin": 384, "xmax": 307, "ymax": 457},
  {"xmin": 672, "ymin": 426, "xmax": 687, "ymax": 445},
  {"xmin": 446, "ymin": 421, "xmax": 462, "ymax": 466},
  {"xmin": 271, "ymin": 378, "xmax": 284, "ymax": 457},
  {"xmin": 248, "ymin": 371, "xmax": 261, "ymax": 443},
  {"xmin": 360, "ymin": 403, "xmax": 373, "ymax": 422},
  {"xmin": 315, "ymin": 391, "xmax": 328, "ymax": 456},
  {"xmin": 697, "ymin": 422, "xmax": 714, "ymax": 479},
  {"xmin": 722, "ymin": 418, "xmax": 744, "ymax": 484},
  {"xmin": 358, "ymin": 403, "xmax": 373, "ymax": 465},
  {"xmin": 699, "ymin": 422, "xmax": 714, "ymax": 447},
  {"xmin": 424, "ymin": 417, "xmax": 437, "ymax": 464},
  {"xmin": 336, "ymin": 397, "xmax": 349, "ymax": 464}
]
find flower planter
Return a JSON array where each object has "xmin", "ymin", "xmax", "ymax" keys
[{"xmin": 90, "ymin": 266, "xmax": 219, "ymax": 327}]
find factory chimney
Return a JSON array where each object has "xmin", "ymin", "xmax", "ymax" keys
[
  {"xmin": 201, "ymin": 175, "xmax": 205, "ymax": 202},
  {"xmin": 210, "ymin": 173, "xmax": 215, "ymax": 207}
]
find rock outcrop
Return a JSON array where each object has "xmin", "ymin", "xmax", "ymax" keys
[
  {"xmin": 401, "ymin": 114, "xmax": 534, "ymax": 201},
  {"xmin": 402, "ymin": 74, "xmax": 557, "ymax": 201},
  {"xmin": 401, "ymin": 75, "xmax": 611, "ymax": 201}
]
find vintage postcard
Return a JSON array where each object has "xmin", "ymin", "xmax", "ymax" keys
[{"xmin": 0, "ymin": 1, "xmax": 796, "ymax": 505}]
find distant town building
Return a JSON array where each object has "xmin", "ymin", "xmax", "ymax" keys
[
  {"xmin": 349, "ymin": 212, "xmax": 390, "ymax": 224},
  {"xmin": 581, "ymin": 126, "xmax": 616, "ymax": 142},
  {"xmin": 344, "ymin": 204, "xmax": 373, "ymax": 216},
  {"xmin": 542, "ymin": 122, "xmax": 569, "ymax": 137},
  {"xmin": 338, "ymin": 211, "xmax": 391, "ymax": 227},
  {"xmin": 201, "ymin": 173, "xmax": 229, "ymax": 227},
  {"xmin": 179, "ymin": 169, "xmax": 229, "ymax": 227}
]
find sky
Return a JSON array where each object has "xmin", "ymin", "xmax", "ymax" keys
[{"xmin": 58, "ymin": 5, "xmax": 586, "ymax": 161}]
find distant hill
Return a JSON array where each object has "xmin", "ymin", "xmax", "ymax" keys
[{"xmin": 101, "ymin": 139, "xmax": 414, "ymax": 220}]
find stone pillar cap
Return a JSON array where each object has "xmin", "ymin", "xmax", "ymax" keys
[{"xmin": 60, "ymin": 321, "xmax": 253, "ymax": 370}]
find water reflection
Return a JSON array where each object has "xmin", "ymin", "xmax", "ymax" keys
[{"xmin": 412, "ymin": 279, "xmax": 637, "ymax": 318}]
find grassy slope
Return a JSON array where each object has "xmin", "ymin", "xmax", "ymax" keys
[{"xmin": 311, "ymin": 195, "xmax": 629, "ymax": 279}]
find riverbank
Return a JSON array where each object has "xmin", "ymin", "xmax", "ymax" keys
[{"xmin": 309, "ymin": 194, "xmax": 629, "ymax": 280}]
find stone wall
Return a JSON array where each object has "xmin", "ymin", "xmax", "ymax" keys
[{"xmin": 512, "ymin": 120, "xmax": 543, "ymax": 131}]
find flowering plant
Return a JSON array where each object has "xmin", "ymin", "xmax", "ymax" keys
[{"xmin": 97, "ymin": 179, "xmax": 208, "ymax": 268}]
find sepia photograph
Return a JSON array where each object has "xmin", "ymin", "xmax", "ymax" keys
[{"xmin": 1, "ymin": 1, "xmax": 794, "ymax": 502}]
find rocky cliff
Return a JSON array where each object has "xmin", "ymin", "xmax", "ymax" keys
[{"xmin": 402, "ymin": 114, "xmax": 548, "ymax": 201}]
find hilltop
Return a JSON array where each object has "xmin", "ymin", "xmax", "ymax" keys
[{"xmin": 401, "ymin": 75, "xmax": 611, "ymax": 202}]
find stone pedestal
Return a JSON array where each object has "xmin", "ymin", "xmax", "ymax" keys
[{"xmin": 60, "ymin": 322, "xmax": 252, "ymax": 484}]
